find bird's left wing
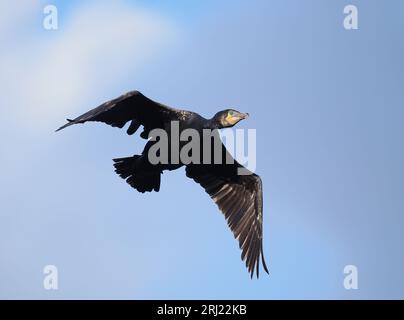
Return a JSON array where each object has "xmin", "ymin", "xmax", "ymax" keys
[
  {"xmin": 56, "ymin": 90, "xmax": 178, "ymax": 135},
  {"xmin": 186, "ymin": 161, "xmax": 269, "ymax": 278}
]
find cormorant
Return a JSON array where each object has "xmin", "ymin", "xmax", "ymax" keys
[{"xmin": 56, "ymin": 90, "xmax": 269, "ymax": 278}]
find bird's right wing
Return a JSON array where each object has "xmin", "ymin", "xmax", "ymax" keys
[
  {"xmin": 185, "ymin": 132, "xmax": 269, "ymax": 278},
  {"xmin": 56, "ymin": 90, "xmax": 178, "ymax": 135}
]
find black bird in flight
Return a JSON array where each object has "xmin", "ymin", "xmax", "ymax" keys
[{"xmin": 57, "ymin": 91, "xmax": 269, "ymax": 278}]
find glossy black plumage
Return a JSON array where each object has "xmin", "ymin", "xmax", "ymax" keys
[{"xmin": 57, "ymin": 90, "xmax": 269, "ymax": 278}]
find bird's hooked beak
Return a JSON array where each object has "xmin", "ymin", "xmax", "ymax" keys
[
  {"xmin": 238, "ymin": 112, "xmax": 249, "ymax": 120},
  {"xmin": 224, "ymin": 110, "xmax": 250, "ymax": 127},
  {"xmin": 231, "ymin": 111, "xmax": 249, "ymax": 122}
]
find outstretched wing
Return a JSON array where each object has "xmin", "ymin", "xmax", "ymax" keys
[
  {"xmin": 56, "ymin": 90, "xmax": 178, "ymax": 135},
  {"xmin": 186, "ymin": 149, "xmax": 269, "ymax": 278}
]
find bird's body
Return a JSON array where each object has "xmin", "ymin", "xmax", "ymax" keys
[{"xmin": 57, "ymin": 90, "xmax": 269, "ymax": 278}]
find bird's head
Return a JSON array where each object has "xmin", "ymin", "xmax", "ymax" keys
[{"xmin": 213, "ymin": 109, "xmax": 249, "ymax": 128}]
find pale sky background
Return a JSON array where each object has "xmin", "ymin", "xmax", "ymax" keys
[{"xmin": 0, "ymin": 0, "xmax": 403, "ymax": 299}]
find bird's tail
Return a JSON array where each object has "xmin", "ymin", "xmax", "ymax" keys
[{"xmin": 113, "ymin": 155, "xmax": 161, "ymax": 193}]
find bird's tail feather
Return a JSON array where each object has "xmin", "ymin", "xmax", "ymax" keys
[{"xmin": 113, "ymin": 156, "xmax": 161, "ymax": 193}]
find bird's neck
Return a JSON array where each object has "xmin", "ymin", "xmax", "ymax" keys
[{"xmin": 206, "ymin": 117, "xmax": 221, "ymax": 129}]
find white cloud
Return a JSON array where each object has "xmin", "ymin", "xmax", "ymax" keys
[{"xmin": 0, "ymin": 0, "xmax": 178, "ymax": 128}]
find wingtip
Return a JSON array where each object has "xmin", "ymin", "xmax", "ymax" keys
[
  {"xmin": 250, "ymin": 267, "xmax": 269, "ymax": 280},
  {"xmin": 248, "ymin": 249, "xmax": 269, "ymax": 279},
  {"xmin": 55, "ymin": 119, "xmax": 75, "ymax": 132},
  {"xmin": 55, "ymin": 125, "xmax": 66, "ymax": 132},
  {"xmin": 261, "ymin": 250, "xmax": 270, "ymax": 276}
]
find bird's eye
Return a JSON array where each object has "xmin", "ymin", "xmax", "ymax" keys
[{"xmin": 228, "ymin": 111, "xmax": 234, "ymax": 116}]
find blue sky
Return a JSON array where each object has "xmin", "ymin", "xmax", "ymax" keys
[{"xmin": 0, "ymin": 0, "xmax": 403, "ymax": 299}]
